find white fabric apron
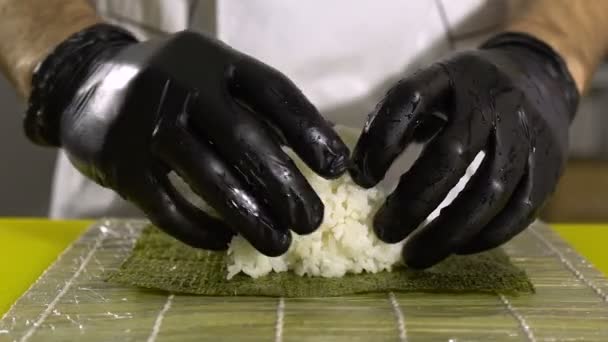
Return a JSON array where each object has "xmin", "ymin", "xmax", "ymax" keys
[{"xmin": 50, "ymin": 0, "xmax": 515, "ymax": 218}]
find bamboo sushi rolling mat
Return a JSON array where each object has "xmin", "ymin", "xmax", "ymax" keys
[{"xmin": 1, "ymin": 219, "xmax": 607, "ymax": 341}]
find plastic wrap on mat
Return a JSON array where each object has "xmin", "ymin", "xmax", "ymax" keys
[{"xmin": 1, "ymin": 219, "xmax": 608, "ymax": 341}]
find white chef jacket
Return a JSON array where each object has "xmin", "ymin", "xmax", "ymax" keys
[{"xmin": 50, "ymin": 0, "xmax": 519, "ymax": 219}]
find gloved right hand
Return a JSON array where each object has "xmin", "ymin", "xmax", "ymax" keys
[{"xmin": 25, "ymin": 24, "xmax": 349, "ymax": 256}]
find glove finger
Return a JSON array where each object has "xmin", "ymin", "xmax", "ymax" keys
[
  {"xmin": 403, "ymin": 115, "xmax": 528, "ymax": 268},
  {"xmin": 229, "ymin": 56, "xmax": 349, "ymax": 179},
  {"xmin": 349, "ymin": 64, "xmax": 451, "ymax": 188},
  {"xmin": 153, "ymin": 124, "xmax": 292, "ymax": 257},
  {"xmin": 189, "ymin": 93, "xmax": 324, "ymax": 235},
  {"xmin": 372, "ymin": 78, "xmax": 493, "ymax": 244},
  {"xmin": 457, "ymin": 119, "xmax": 564, "ymax": 254},
  {"xmin": 455, "ymin": 172, "xmax": 534, "ymax": 255},
  {"xmin": 129, "ymin": 171, "xmax": 234, "ymax": 251}
]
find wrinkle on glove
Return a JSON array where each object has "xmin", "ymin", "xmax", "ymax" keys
[{"xmin": 107, "ymin": 226, "xmax": 533, "ymax": 297}]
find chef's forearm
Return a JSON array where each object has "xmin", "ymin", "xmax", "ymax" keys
[
  {"xmin": 0, "ymin": 0, "xmax": 101, "ymax": 98},
  {"xmin": 506, "ymin": 0, "xmax": 608, "ymax": 94}
]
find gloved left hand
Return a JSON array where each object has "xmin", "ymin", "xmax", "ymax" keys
[
  {"xmin": 25, "ymin": 25, "xmax": 349, "ymax": 256},
  {"xmin": 350, "ymin": 33, "xmax": 579, "ymax": 268}
]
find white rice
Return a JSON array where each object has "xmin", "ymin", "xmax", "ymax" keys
[{"xmin": 226, "ymin": 158, "xmax": 403, "ymax": 279}]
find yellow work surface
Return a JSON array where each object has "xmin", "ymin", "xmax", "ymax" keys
[{"xmin": 0, "ymin": 219, "xmax": 606, "ymax": 317}]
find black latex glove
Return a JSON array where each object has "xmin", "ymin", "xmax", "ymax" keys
[
  {"xmin": 26, "ymin": 25, "xmax": 349, "ymax": 256},
  {"xmin": 350, "ymin": 33, "xmax": 579, "ymax": 269}
]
